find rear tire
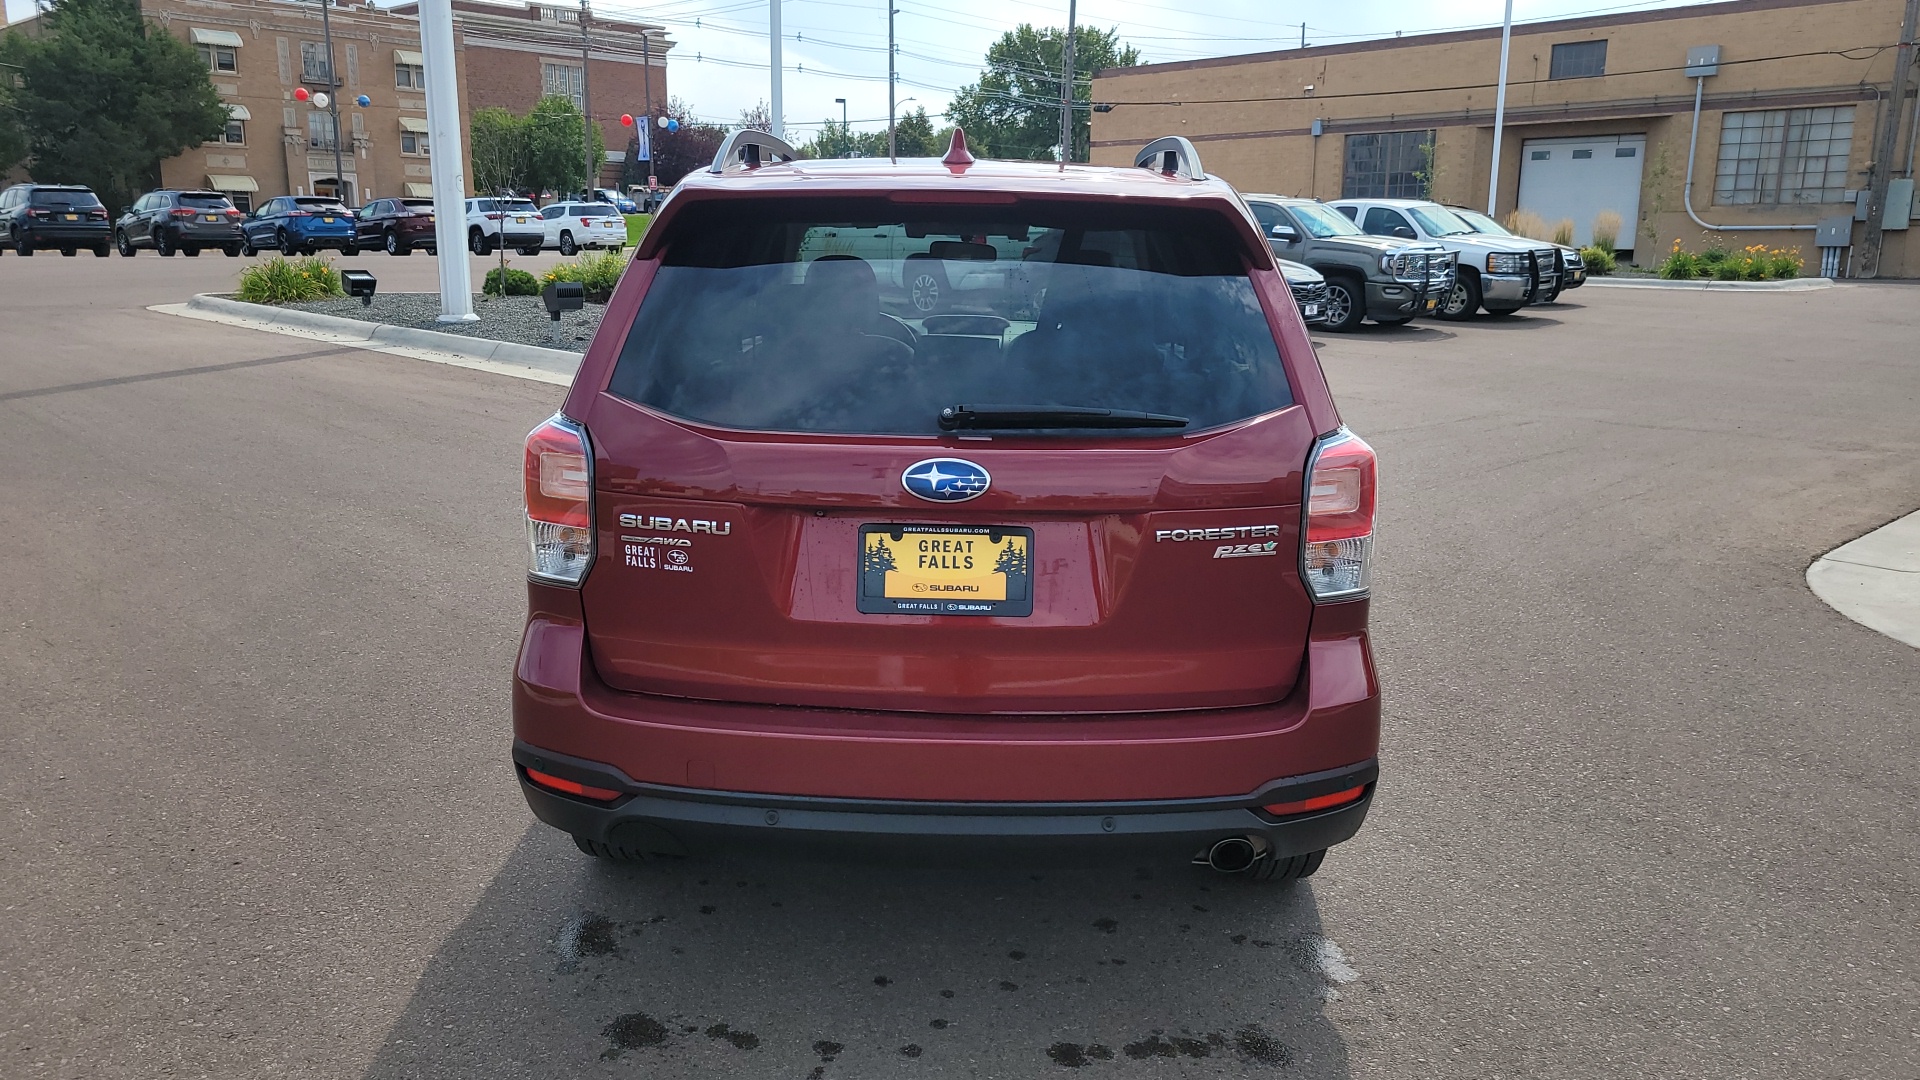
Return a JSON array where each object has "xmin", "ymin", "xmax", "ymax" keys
[
  {"xmin": 60, "ymin": 247, "xmax": 76, "ymax": 257},
  {"xmin": 558, "ymin": 231, "xmax": 578, "ymax": 256},
  {"xmin": 572, "ymin": 834, "xmax": 645, "ymax": 864},
  {"xmin": 93, "ymin": 243, "xmax": 111, "ymax": 257},
  {"xmin": 1483, "ymin": 305, "xmax": 1520, "ymax": 318},
  {"xmin": 386, "ymin": 230, "xmax": 407, "ymax": 256},
  {"xmin": 182, "ymin": 246, "xmax": 200, "ymax": 257},
  {"xmin": 1321, "ymin": 274, "xmax": 1367, "ymax": 332},
  {"xmin": 224, "ymin": 244, "xmax": 241, "ymax": 257},
  {"xmin": 342, "ymin": 244, "xmax": 359, "ymax": 256},
  {"xmin": 1247, "ymin": 848, "xmax": 1325, "ymax": 883},
  {"xmin": 470, "ymin": 227, "xmax": 492, "ymax": 256},
  {"xmin": 240, "ymin": 236, "xmax": 257, "ymax": 257},
  {"xmin": 278, "ymin": 230, "xmax": 298, "ymax": 256},
  {"xmin": 116, "ymin": 231, "xmax": 136, "ymax": 257},
  {"xmin": 518, "ymin": 246, "xmax": 542, "ymax": 256}
]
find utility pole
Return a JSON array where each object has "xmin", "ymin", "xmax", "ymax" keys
[
  {"xmin": 1859, "ymin": 0, "xmax": 1920, "ymax": 278},
  {"xmin": 1300, "ymin": 23, "xmax": 1305, "ymax": 49},
  {"xmin": 419, "ymin": 0, "xmax": 475, "ymax": 320},
  {"xmin": 1486, "ymin": 0, "xmax": 1513, "ymax": 216},
  {"xmin": 887, "ymin": 4, "xmax": 898, "ymax": 162},
  {"xmin": 836, "ymin": 97, "xmax": 848, "ymax": 156},
  {"xmin": 579, "ymin": 0, "xmax": 595, "ymax": 196},
  {"xmin": 316, "ymin": 0, "xmax": 349, "ymax": 205},
  {"xmin": 769, "ymin": 0, "xmax": 783, "ymax": 140},
  {"xmin": 1060, "ymin": 0, "xmax": 1077, "ymax": 165}
]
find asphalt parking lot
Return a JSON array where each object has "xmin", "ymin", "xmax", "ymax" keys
[{"xmin": 1, "ymin": 257, "xmax": 1916, "ymax": 1079}]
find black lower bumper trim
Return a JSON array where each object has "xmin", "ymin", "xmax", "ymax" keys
[{"xmin": 512, "ymin": 741, "xmax": 1377, "ymax": 861}]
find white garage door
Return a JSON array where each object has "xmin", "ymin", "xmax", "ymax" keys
[{"xmin": 1516, "ymin": 134, "xmax": 1646, "ymax": 249}]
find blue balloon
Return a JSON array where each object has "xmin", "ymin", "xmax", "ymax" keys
[
  {"xmin": 355, "ymin": 94, "xmax": 371, "ymax": 108},
  {"xmin": 666, "ymin": 118, "xmax": 679, "ymax": 133}
]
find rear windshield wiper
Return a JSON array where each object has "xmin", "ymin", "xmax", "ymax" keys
[{"xmin": 938, "ymin": 404, "xmax": 1189, "ymax": 431}]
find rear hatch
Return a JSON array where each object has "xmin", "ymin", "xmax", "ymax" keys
[{"xmin": 578, "ymin": 196, "xmax": 1320, "ymax": 715}]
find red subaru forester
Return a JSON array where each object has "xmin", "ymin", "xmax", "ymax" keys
[{"xmin": 513, "ymin": 132, "xmax": 1379, "ymax": 883}]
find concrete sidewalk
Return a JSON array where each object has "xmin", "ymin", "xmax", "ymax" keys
[{"xmin": 1807, "ymin": 509, "xmax": 1920, "ymax": 648}]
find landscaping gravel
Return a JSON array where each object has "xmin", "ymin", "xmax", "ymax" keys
[{"xmin": 280, "ymin": 293, "xmax": 604, "ymax": 352}]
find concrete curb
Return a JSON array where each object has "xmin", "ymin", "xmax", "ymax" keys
[
  {"xmin": 1583, "ymin": 276, "xmax": 1834, "ymax": 292},
  {"xmin": 183, "ymin": 293, "xmax": 583, "ymax": 380},
  {"xmin": 1807, "ymin": 509, "xmax": 1920, "ymax": 649}
]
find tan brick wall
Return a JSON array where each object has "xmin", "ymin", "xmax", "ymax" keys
[{"xmin": 1092, "ymin": 0, "xmax": 1919, "ymax": 276}]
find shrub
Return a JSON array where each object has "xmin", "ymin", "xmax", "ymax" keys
[
  {"xmin": 1590, "ymin": 210, "xmax": 1623, "ymax": 255},
  {"xmin": 1551, "ymin": 219, "xmax": 1576, "ymax": 247},
  {"xmin": 542, "ymin": 251, "xmax": 628, "ymax": 302},
  {"xmin": 1699, "ymin": 246, "xmax": 1730, "ymax": 266},
  {"xmin": 1578, "ymin": 245, "xmax": 1616, "ymax": 275},
  {"xmin": 1765, "ymin": 248, "xmax": 1802, "ymax": 279},
  {"xmin": 1503, "ymin": 209, "xmax": 1550, "ymax": 241},
  {"xmin": 484, "ymin": 266, "xmax": 540, "ymax": 296},
  {"xmin": 236, "ymin": 255, "xmax": 344, "ymax": 303},
  {"xmin": 1657, "ymin": 241, "xmax": 1699, "ymax": 280},
  {"xmin": 1715, "ymin": 254, "xmax": 1747, "ymax": 280}
]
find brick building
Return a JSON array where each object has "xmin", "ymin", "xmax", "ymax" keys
[
  {"xmin": 1090, "ymin": 0, "xmax": 1919, "ymax": 276},
  {"xmin": 7, "ymin": 0, "xmax": 671, "ymax": 206},
  {"xmin": 391, "ymin": 0, "xmax": 672, "ymax": 188}
]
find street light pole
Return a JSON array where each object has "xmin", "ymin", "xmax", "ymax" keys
[
  {"xmin": 769, "ymin": 0, "xmax": 783, "ymax": 140},
  {"xmin": 1486, "ymin": 0, "xmax": 1513, "ymax": 216},
  {"xmin": 316, "ymin": 0, "xmax": 349, "ymax": 204},
  {"xmin": 835, "ymin": 97, "xmax": 847, "ymax": 156},
  {"xmin": 579, "ymin": 0, "xmax": 595, "ymax": 196},
  {"xmin": 1060, "ymin": 0, "xmax": 1077, "ymax": 165},
  {"xmin": 887, "ymin": 4, "xmax": 897, "ymax": 162}
]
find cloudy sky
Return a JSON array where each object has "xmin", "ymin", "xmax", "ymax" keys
[
  {"xmin": 1, "ymin": 0, "xmax": 1733, "ymax": 137},
  {"xmin": 591, "ymin": 0, "xmax": 1734, "ymax": 137}
]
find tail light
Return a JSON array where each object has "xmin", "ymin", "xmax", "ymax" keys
[
  {"xmin": 287, "ymin": 210, "xmax": 310, "ymax": 217},
  {"xmin": 524, "ymin": 414, "xmax": 594, "ymax": 585},
  {"xmin": 171, "ymin": 209, "xmax": 196, "ymax": 218},
  {"xmin": 88, "ymin": 209, "xmax": 108, "ymax": 219},
  {"xmin": 485, "ymin": 213, "xmax": 502, "ymax": 220},
  {"xmin": 225, "ymin": 209, "xmax": 243, "ymax": 218},
  {"xmin": 1301, "ymin": 429, "xmax": 1376, "ymax": 601}
]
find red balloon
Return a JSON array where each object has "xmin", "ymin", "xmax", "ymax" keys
[
  {"xmin": 620, "ymin": 113, "xmax": 634, "ymax": 127},
  {"xmin": 294, "ymin": 87, "xmax": 310, "ymax": 102}
]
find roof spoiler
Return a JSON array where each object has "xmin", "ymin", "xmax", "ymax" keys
[
  {"xmin": 710, "ymin": 129, "xmax": 799, "ymax": 174},
  {"xmin": 1134, "ymin": 136, "xmax": 1206, "ymax": 181}
]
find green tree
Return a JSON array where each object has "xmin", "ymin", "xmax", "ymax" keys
[
  {"xmin": 892, "ymin": 107, "xmax": 938, "ymax": 157},
  {"xmin": 469, "ymin": 107, "xmax": 528, "ymax": 195},
  {"xmin": 945, "ymin": 24, "xmax": 1140, "ymax": 162},
  {"xmin": 1, "ymin": 0, "xmax": 227, "ymax": 212},
  {"xmin": 521, "ymin": 94, "xmax": 603, "ymax": 196},
  {"xmin": 795, "ymin": 120, "xmax": 884, "ymax": 160}
]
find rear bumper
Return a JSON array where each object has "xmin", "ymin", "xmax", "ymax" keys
[
  {"xmin": 21, "ymin": 222, "xmax": 109, "ymax": 244},
  {"xmin": 516, "ymin": 742, "xmax": 1375, "ymax": 859},
  {"xmin": 498, "ymin": 228, "xmax": 545, "ymax": 246},
  {"xmin": 512, "ymin": 584, "xmax": 1381, "ymax": 852},
  {"xmin": 165, "ymin": 223, "xmax": 243, "ymax": 243}
]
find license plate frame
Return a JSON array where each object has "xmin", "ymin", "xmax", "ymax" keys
[{"xmin": 857, "ymin": 523, "xmax": 1033, "ymax": 617}]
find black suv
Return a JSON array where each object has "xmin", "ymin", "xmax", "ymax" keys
[
  {"xmin": 115, "ymin": 190, "xmax": 246, "ymax": 257},
  {"xmin": 1, "ymin": 184, "xmax": 112, "ymax": 256}
]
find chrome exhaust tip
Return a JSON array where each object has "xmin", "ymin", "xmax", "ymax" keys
[{"xmin": 1205, "ymin": 837, "xmax": 1260, "ymax": 874}]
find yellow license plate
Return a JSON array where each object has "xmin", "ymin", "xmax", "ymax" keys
[
  {"xmin": 857, "ymin": 524, "xmax": 1033, "ymax": 617},
  {"xmin": 204, "ymin": 215, "xmax": 219, "ymax": 222},
  {"xmin": 516, "ymin": 216, "xmax": 527, "ymax": 223},
  {"xmin": 1425, "ymin": 298, "xmax": 1438, "ymax": 311},
  {"xmin": 322, "ymin": 216, "xmax": 335, "ymax": 223},
  {"xmin": 64, "ymin": 214, "xmax": 78, "ymax": 221}
]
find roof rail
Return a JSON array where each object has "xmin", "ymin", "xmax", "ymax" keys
[
  {"xmin": 709, "ymin": 129, "xmax": 799, "ymax": 174},
  {"xmin": 1134, "ymin": 136, "xmax": 1207, "ymax": 181}
]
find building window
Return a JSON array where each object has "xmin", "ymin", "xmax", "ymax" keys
[
  {"xmin": 1341, "ymin": 130, "xmax": 1434, "ymax": 199},
  {"xmin": 1714, "ymin": 106, "xmax": 1856, "ymax": 205},
  {"xmin": 401, "ymin": 131, "xmax": 430, "ymax": 155},
  {"xmin": 301, "ymin": 41, "xmax": 334, "ymax": 84},
  {"xmin": 224, "ymin": 120, "xmax": 246, "ymax": 145},
  {"xmin": 542, "ymin": 62, "xmax": 585, "ymax": 108},
  {"xmin": 198, "ymin": 43, "xmax": 238, "ymax": 73},
  {"xmin": 396, "ymin": 62, "xmax": 425, "ymax": 89},
  {"xmin": 307, "ymin": 110, "xmax": 338, "ymax": 150},
  {"xmin": 1549, "ymin": 41, "xmax": 1607, "ymax": 80},
  {"xmin": 224, "ymin": 193, "xmax": 253, "ymax": 214}
]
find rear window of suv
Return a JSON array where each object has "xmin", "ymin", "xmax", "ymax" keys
[
  {"xmin": 608, "ymin": 199, "xmax": 1291, "ymax": 437},
  {"xmin": 31, "ymin": 189, "xmax": 102, "ymax": 208},
  {"xmin": 179, "ymin": 193, "xmax": 232, "ymax": 209}
]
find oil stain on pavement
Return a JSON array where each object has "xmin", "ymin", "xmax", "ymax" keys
[{"xmin": 360, "ymin": 829, "xmax": 1369, "ymax": 1078}]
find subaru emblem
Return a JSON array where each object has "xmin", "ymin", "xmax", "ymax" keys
[{"xmin": 902, "ymin": 458, "xmax": 991, "ymax": 503}]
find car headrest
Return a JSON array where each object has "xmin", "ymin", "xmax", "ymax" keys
[
  {"xmin": 804, "ymin": 254, "xmax": 877, "ymax": 288},
  {"xmin": 928, "ymin": 240, "xmax": 995, "ymax": 261}
]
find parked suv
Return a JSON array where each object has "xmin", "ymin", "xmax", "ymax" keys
[
  {"xmin": 538, "ymin": 201, "xmax": 627, "ymax": 254},
  {"xmin": 114, "ymin": 190, "xmax": 244, "ymax": 257},
  {"xmin": 240, "ymin": 196, "xmax": 357, "ymax": 256},
  {"xmin": 1445, "ymin": 206, "xmax": 1586, "ymax": 302},
  {"xmin": 355, "ymin": 197, "xmax": 438, "ymax": 255},
  {"xmin": 1243, "ymin": 195, "xmax": 1454, "ymax": 332},
  {"xmin": 1, "ymin": 184, "xmax": 112, "ymax": 256},
  {"xmin": 466, "ymin": 197, "xmax": 544, "ymax": 255},
  {"xmin": 1331, "ymin": 198, "xmax": 1558, "ymax": 319},
  {"xmin": 512, "ymin": 132, "xmax": 1381, "ymax": 883}
]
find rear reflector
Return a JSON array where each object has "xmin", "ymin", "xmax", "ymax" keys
[
  {"xmin": 524, "ymin": 414, "xmax": 594, "ymax": 585},
  {"xmin": 1262, "ymin": 785, "xmax": 1365, "ymax": 817},
  {"xmin": 525, "ymin": 767, "xmax": 621, "ymax": 802},
  {"xmin": 1301, "ymin": 429, "xmax": 1376, "ymax": 601}
]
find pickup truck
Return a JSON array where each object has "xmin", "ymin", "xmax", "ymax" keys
[
  {"xmin": 1445, "ymin": 205, "xmax": 1586, "ymax": 303},
  {"xmin": 1244, "ymin": 194, "xmax": 1455, "ymax": 332},
  {"xmin": 1329, "ymin": 198, "xmax": 1560, "ymax": 319}
]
